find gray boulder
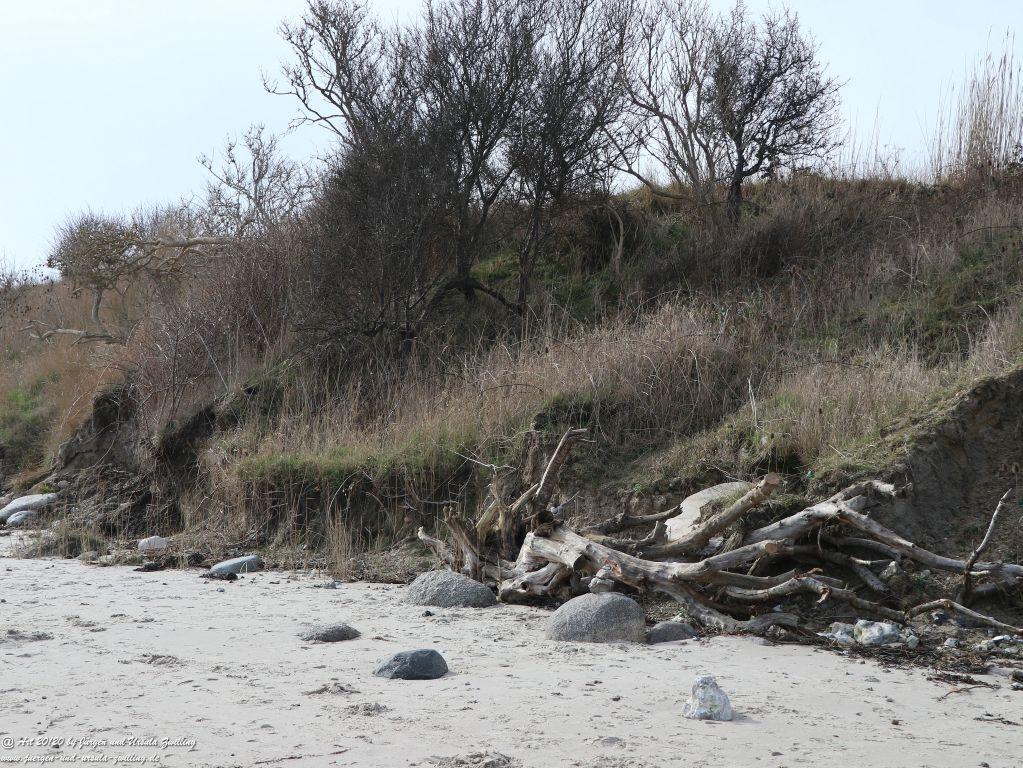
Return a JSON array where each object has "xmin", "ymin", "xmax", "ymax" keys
[
  {"xmin": 301, "ymin": 623, "xmax": 360, "ymax": 643},
  {"xmin": 209, "ymin": 555, "xmax": 264, "ymax": 575},
  {"xmin": 545, "ymin": 593, "xmax": 646, "ymax": 643},
  {"xmin": 405, "ymin": 570, "xmax": 496, "ymax": 608},
  {"xmin": 374, "ymin": 649, "xmax": 448, "ymax": 680},
  {"xmin": 647, "ymin": 620, "xmax": 698, "ymax": 644},
  {"xmin": 682, "ymin": 675, "xmax": 732, "ymax": 721},
  {"xmin": 0, "ymin": 493, "xmax": 58, "ymax": 524},
  {"xmin": 6, "ymin": 509, "xmax": 42, "ymax": 528}
]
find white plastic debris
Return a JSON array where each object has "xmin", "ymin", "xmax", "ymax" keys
[
  {"xmin": 818, "ymin": 622, "xmax": 856, "ymax": 645},
  {"xmin": 879, "ymin": 561, "xmax": 902, "ymax": 581},
  {"xmin": 138, "ymin": 536, "xmax": 170, "ymax": 553},
  {"xmin": 853, "ymin": 620, "xmax": 904, "ymax": 646},
  {"xmin": 682, "ymin": 675, "xmax": 733, "ymax": 721},
  {"xmin": 975, "ymin": 635, "xmax": 1023, "ymax": 654},
  {"xmin": 819, "ymin": 620, "xmax": 917, "ymax": 648}
]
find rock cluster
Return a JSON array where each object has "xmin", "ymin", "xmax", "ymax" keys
[{"xmin": 819, "ymin": 619, "xmax": 918, "ymax": 648}]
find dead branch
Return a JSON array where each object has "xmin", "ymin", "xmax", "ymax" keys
[
  {"xmin": 531, "ymin": 428, "xmax": 588, "ymax": 514},
  {"xmin": 961, "ymin": 488, "xmax": 1014, "ymax": 603},
  {"xmin": 584, "ymin": 504, "xmax": 682, "ymax": 535},
  {"xmin": 419, "ymin": 426, "xmax": 1023, "ymax": 643},
  {"xmin": 417, "ymin": 525, "xmax": 455, "ymax": 567},
  {"xmin": 906, "ymin": 598, "xmax": 1023, "ymax": 636}
]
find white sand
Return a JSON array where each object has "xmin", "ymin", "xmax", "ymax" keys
[{"xmin": 1, "ymin": 550, "xmax": 1019, "ymax": 768}]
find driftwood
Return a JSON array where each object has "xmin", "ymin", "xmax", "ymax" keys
[
  {"xmin": 419, "ymin": 428, "xmax": 1023, "ymax": 639},
  {"xmin": 960, "ymin": 488, "xmax": 1014, "ymax": 603}
]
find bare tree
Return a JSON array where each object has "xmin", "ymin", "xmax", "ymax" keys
[
  {"xmin": 200, "ymin": 125, "xmax": 315, "ymax": 238},
  {"xmin": 296, "ymin": 122, "xmax": 456, "ymax": 348},
  {"xmin": 621, "ymin": 0, "xmax": 841, "ymax": 221},
  {"xmin": 274, "ymin": 0, "xmax": 392, "ymax": 144},
  {"xmin": 706, "ymin": 3, "xmax": 841, "ymax": 220},
  {"xmin": 617, "ymin": 0, "xmax": 722, "ymax": 207},
  {"xmin": 275, "ymin": 0, "xmax": 540, "ymax": 304},
  {"xmin": 509, "ymin": 0, "xmax": 632, "ymax": 314}
]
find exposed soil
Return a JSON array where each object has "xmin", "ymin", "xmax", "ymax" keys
[{"xmin": 875, "ymin": 368, "xmax": 1023, "ymax": 559}]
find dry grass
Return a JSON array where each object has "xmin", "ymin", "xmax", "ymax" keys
[{"xmin": 932, "ymin": 34, "xmax": 1023, "ymax": 181}]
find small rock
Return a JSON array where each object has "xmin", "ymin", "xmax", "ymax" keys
[
  {"xmin": 943, "ymin": 637, "xmax": 959, "ymax": 649},
  {"xmin": 405, "ymin": 570, "xmax": 496, "ymax": 608},
  {"xmin": 0, "ymin": 493, "xmax": 59, "ymax": 523},
  {"xmin": 588, "ymin": 565, "xmax": 616, "ymax": 594},
  {"xmin": 374, "ymin": 649, "xmax": 448, "ymax": 680},
  {"xmin": 681, "ymin": 675, "xmax": 732, "ymax": 721},
  {"xmin": 5, "ymin": 509, "xmax": 38, "ymax": 528},
  {"xmin": 647, "ymin": 620, "xmax": 698, "ymax": 644},
  {"xmin": 880, "ymin": 561, "xmax": 909, "ymax": 590},
  {"xmin": 209, "ymin": 555, "xmax": 264, "ymax": 575},
  {"xmin": 301, "ymin": 623, "xmax": 361, "ymax": 643},
  {"xmin": 544, "ymin": 593, "xmax": 646, "ymax": 643}
]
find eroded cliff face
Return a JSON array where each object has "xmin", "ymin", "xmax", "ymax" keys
[
  {"xmin": 34, "ymin": 365, "xmax": 1023, "ymax": 571},
  {"xmin": 874, "ymin": 368, "xmax": 1023, "ymax": 558}
]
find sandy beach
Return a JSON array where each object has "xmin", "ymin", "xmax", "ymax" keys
[{"xmin": 1, "ymin": 549, "xmax": 1019, "ymax": 768}]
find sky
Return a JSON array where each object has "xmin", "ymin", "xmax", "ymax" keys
[{"xmin": 0, "ymin": 0, "xmax": 1020, "ymax": 269}]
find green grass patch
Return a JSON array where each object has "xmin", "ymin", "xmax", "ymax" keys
[{"xmin": 0, "ymin": 376, "xmax": 57, "ymax": 471}]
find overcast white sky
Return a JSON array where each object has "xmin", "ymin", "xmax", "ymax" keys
[{"xmin": 0, "ymin": 0, "xmax": 1020, "ymax": 269}]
